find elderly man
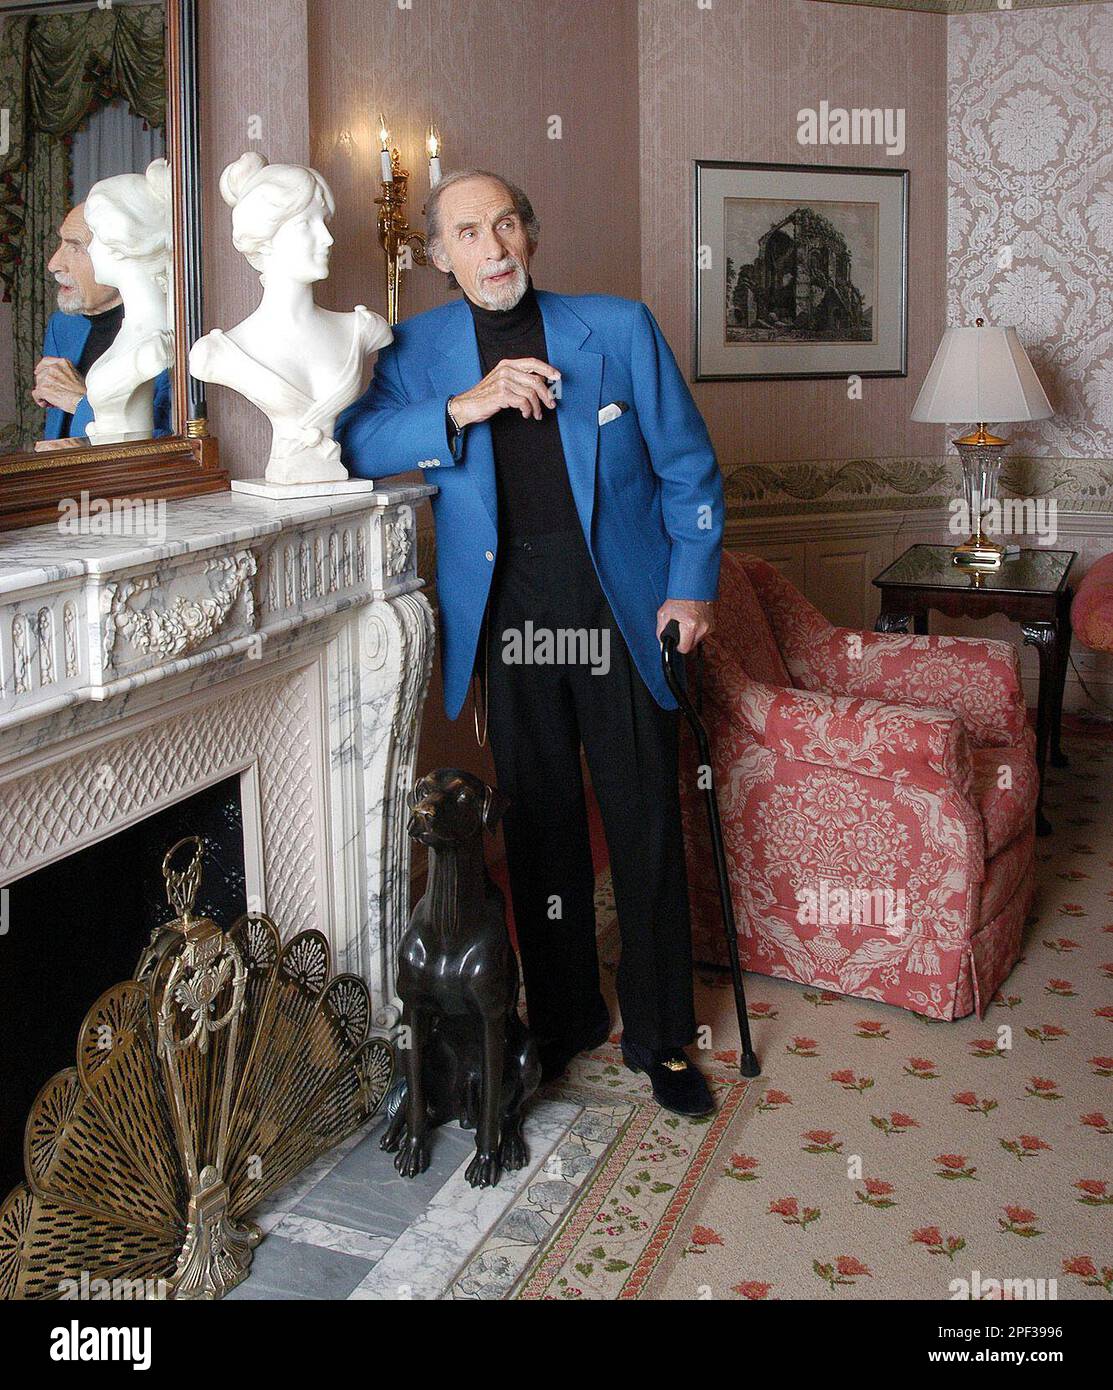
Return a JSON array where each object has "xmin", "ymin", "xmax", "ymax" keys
[
  {"xmin": 337, "ymin": 169, "xmax": 723, "ymax": 1116},
  {"xmin": 35, "ymin": 202, "xmax": 170, "ymax": 446}
]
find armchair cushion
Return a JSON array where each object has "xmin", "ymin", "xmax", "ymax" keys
[{"xmin": 762, "ymin": 687, "xmax": 974, "ymax": 799}]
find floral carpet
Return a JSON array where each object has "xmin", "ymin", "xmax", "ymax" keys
[{"xmin": 504, "ymin": 731, "xmax": 1113, "ymax": 1300}]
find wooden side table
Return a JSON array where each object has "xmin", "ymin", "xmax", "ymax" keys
[{"xmin": 873, "ymin": 545, "xmax": 1076, "ymax": 836}]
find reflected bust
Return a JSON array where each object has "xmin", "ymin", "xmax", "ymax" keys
[
  {"xmin": 82, "ymin": 158, "xmax": 174, "ymax": 446},
  {"xmin": 0, "ymin": 0, "xmax": 230, "ymax": 532},
  {"xmin": 189, "ymin": 152, "xmax": 392, "ymax": 485}
]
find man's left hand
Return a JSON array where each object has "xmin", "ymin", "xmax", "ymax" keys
[
  {"xmin": 32, "ymin": 356, "xmax": 85, "ymax": 414},
  {"xmin": 656, "ymin": 598, "xmax": 716, "ymax": 653}
]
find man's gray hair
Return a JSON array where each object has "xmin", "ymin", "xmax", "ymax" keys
[{"xmin": 426, "ymin": 169, "xmax": 540, "ymax": 285}]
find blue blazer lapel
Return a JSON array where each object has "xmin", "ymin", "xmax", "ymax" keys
[
  {"xmin": 428, "ymin": 300, "xmax": 498, "ymax": 531},
  {"xmin": 539, "ymin": 292, "xmax": 603, "ymax": 539}
]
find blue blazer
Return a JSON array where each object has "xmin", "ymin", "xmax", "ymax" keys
[
  {"xmin": 41, "ymin": 309, "xmax": 172, "ymax": 441},
  {"xmin": 336, "ymin": 291, "xmax": 724, "ymax": 722}
]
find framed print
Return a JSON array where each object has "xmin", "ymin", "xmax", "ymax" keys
[{"xmin": 692, "ymin": 160, "xmax": 909, "ymax": 381}]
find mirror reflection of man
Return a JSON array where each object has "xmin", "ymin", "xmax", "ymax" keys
[
  {"xmin": 34, "ymin": 202, "xmax": 170, "ymax": 449},
  {"xmin": 338, "ymin": 171, "xmax": 723, "ymax": 1119}
]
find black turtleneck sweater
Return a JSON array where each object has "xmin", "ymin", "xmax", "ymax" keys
[
  {"xmin": 462, "ymin": 279, "xmax": 581, "ymax": 539},
  {"xmin": 59, "ymin": 302, "xmax": 125, "ymax": 438}
]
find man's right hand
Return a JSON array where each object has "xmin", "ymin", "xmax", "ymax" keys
[{"xmin": 450, "ymin": 357, "xmax": 561, "ymax": 426}]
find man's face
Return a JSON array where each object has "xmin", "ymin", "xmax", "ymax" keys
[
  {"xmin": 431, "ymin": 177, "xmax": 533, "ymax": 310},
  {"xmin": 46, "ymin": 204, "xmax": 121, "ymax": 315}
]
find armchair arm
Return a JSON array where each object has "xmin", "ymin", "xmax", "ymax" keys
[
  {"xmin": 738, "ymin": 557, "xmax": 1028, "ymax": 749},
  {"xmin": 785, "ymin": 628, "xmax": 1029, "ymax": 750},
  {"xmin": 715, "ymin": 679, "xmax": 975, "ymax": 798}
]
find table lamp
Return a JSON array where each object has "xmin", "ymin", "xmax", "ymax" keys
[{"xmin": 911, "ymin": 319, "xmax": 1053, "ymax": 569}]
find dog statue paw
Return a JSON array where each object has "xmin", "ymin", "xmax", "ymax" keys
[
  {"xmin": 465, "ymin": 1149, "xmax": 502, "ymax": 1189},
  {"xmin": 379, "ymin": 1102, "xmax": 406, "ymax": 1154},
  {"xmin": 499, "ymin": 1127, "xmax": 529, "ymax": 1172},
  {"xmin": 394, "ymin": 1133, "xmax": 431, "ymax": 1179}
]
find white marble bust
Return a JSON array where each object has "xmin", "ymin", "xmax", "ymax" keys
[
  {"xmin": 189, "ymin": 152, "xmax": 393, "ymax": 485},
  {"xmin": 83, "ymin": 159, "xmax": 174, "ymax": 445}
]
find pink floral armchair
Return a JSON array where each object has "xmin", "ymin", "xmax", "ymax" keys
[{"xmin": 679, "ymin": 552, "xmax": 1038, "ymax": 1020}]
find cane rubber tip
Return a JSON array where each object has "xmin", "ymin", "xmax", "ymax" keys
[{"xmin": 739, "ymin": 1054, "xmax": 761, "ymax": 1079}]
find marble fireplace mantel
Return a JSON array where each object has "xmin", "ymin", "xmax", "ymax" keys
[{"xmin": 0, "ymin": 482, "xmax": 437, "ymax": 1025}]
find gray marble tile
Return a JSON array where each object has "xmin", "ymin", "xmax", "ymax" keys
[
  {"xmin": 293, "ymin": 1121, "xmax": 477, "ymax": 1236},
  {"xmin": 246, "ymin": 1114, "xmax": 386, "ymax": 1231},
  {"xmin": 225, "ymin": 1234, "xmax": 373, "ymax": 1301},
  {"xmin": 348, "ymin": 1098, "xmax": 584, "ymax": 1301}
]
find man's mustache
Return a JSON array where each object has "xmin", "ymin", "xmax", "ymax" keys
[{"xmin": 478, "ymin": 258, "xmax": 521, "ymax": 282}]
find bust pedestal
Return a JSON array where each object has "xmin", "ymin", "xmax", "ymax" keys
[{"xmin": 231, "ymin": 478, "xmax": 384, "ymax": 501}]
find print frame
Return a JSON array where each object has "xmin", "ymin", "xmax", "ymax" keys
[{"xmin": 692, "ymin": 160, "xmax": 909, "ymax": 382}]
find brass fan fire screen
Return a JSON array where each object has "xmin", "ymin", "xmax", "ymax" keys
[{"xmin": 0, "ymin": 837, "xmax": 394, "ymax": 1300}]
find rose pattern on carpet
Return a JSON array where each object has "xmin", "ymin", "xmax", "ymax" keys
[{"xmin": 480, "ymin": 733, "xmax": 1113, "ymax": 1299}]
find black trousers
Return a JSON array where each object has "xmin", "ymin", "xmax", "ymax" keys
[{"xmin": 479, "ymin": 525, "xmax": 697, "ymax": 1054}]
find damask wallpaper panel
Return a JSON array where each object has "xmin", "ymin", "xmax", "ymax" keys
[{"xmin": 948, "ymin": 4, "xmax": 1113, "ymax": 459}]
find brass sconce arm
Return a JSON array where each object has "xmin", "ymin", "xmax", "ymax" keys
[{"xmin": 376, "ymin": 150, "xmax": 430, "ymax": 326}]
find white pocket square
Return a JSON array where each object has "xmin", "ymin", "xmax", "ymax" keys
[{"xmin": 598, "ymin": 401, "xmax": 630, "ymax": 426}]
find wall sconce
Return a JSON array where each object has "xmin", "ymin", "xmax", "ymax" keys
[{"xmin": 374, "ymin": 113, "xmax": 443, "ymax": 326}]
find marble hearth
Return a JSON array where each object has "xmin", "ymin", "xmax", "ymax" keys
[{"xmin": 0, "ymin": 482, "xmax": 436, "ymax": 1026}]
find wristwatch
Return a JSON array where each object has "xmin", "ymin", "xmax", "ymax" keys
[{"xmin": 446, "ymin": 395, "xmax": 465, "ymax": 437}]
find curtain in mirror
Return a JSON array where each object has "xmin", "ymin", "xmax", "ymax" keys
[{"xmin": 0, "ymin": 4, "xmax": 165, "ymax": 448}]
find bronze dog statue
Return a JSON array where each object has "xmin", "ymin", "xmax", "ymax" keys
[{"xmin": 381, "ymin": 769, "xmax": 540, "ymax": 1188}]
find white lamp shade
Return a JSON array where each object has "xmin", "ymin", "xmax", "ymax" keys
[{"xmin": 911, "ymin": 324, "xmax": 1053, "ymax": 425}]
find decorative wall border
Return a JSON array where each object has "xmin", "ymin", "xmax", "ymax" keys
[{"xmin": 719, "ymin": 455, "xmax": 1113, "ymax": 518}]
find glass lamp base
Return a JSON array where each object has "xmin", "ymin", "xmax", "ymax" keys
[{"xmin": 951, "ymin": 436, "xmax": 1007, "ymax": 571}]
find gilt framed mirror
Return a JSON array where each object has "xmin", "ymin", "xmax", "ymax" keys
[{"xmin": 0, "ymin": 0, "xmax": 226, "ymax": 531}]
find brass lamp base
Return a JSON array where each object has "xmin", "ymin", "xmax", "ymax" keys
[{"xmin": 951, "ymin": 535, "xmax": 1007, "ymax": 570}]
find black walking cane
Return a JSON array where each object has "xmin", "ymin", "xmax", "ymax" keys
[{"xmin": 661, "ymin": 619, "xmax": 760, "ymax": 1078}]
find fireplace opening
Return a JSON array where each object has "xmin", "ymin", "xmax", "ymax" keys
[{"xmin": 0, "ymin": 773, "xmax": 247, "ymax": 1198}]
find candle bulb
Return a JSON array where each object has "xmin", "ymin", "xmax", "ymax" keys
[
  {"xmin": 426, "ymin": 125, "xmax": 442, "ymax": 188},
  {"xmin": 378, "ymin": 112, "xmax": 393, "ymax": 183}
]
